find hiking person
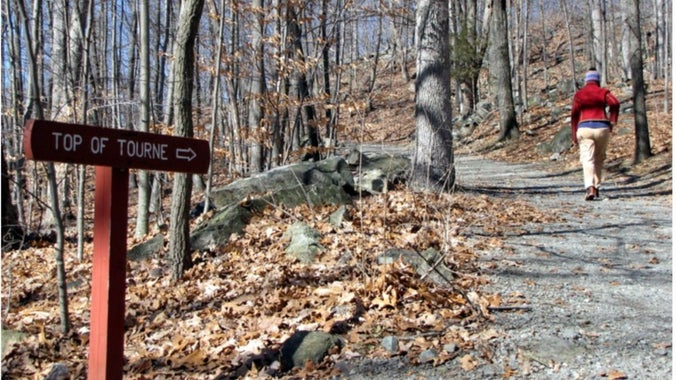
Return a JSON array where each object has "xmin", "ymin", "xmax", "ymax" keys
[{"xmin": 570, "ymin": 68, "xmax": 620, "ymax": 201}]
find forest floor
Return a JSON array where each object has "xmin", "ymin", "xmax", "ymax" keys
[
  {"xmin": 1, "ymin": 61, "xmax": 672, "ymax": 379},
  {"xmin": 335, "ymin": 75, "xmax": 673, "ymax": 378},
  {"xmin": 338, "ymin": 150, "xmax": 672, "ymax": 379}
]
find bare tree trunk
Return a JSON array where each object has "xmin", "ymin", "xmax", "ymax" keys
[
  {"xmin": 387, "ymin": 0, "xmax": 410, "ymax": 82},
  {"xmin": 321, "ymin": 0, "xmax": 334, "ymax": 147},
  {"xmin": 627, "ymin": 0, "xmax": 652, "ymax": 163},
  {"xmin": 519, "ymin": 0, "xmax": 529, "ymax": 111},
  {"xmin": 168, "ymin": 0, "xmax": 205, "ymax": 281},
  {"xmin": 135, "ymin": 0, "xmax": 151, "ymax": 238},
  {"xmin": 155, "ymin": 0, "xmax": 173, "ymax": 122},
  {"xmin": 204, "ymin": 0, "xmax": 227, "ymax": 215},
  {"xmin": 410, "ymin": 0, "xmax": 454, "ymax": 192},
  {"xmin": 589, "ymin": 0, "xmax": 608, "ymax": 85},
  {"xmin": 490, "ymin": 0, "xmax": 519, "ymax": 142},
  {"xmin": 538, "ymin": 1, "xmax": 551, "ymax": 94},
  {"xmin": 328, "ymin": 0, "xmax": 345, "ymax": 148},
  {"xmin": 620, "ymin": 1, "xmax": 632, "ymax": 80},
  {"xmin": 2, "ymin": 151, "xmax": 22, "ymax": 250},
  {"xmin": 662, "ymin": 0, "xmax": 670, "ymax": 113},
  {"xmin": 228, "ymin": 0, "xmax": 245, "ymax": 174},
  {"xmin": 6, "ymin": 0, "xmax": 27, "ymax": 230},
  {"xmin": 366, "ymin": 9, "xmax": 384, "ymax": 109},
  {"xmin": 111, "ymin": 6, "xmax": 122, "ymax": 129},
  {"xmin": 350, "ymin": 10, "xmax": 359, "ymax": 92},
  {"xmin": 75, "ymin": 0, "xmax": 93, "ymax": 262},
  {"xmin": 15, "ymin": 0, "xmax": 70, "ymax": 334},
  {"xmin": 50, "ymin": 1, "xmax": 73, "ymax": 220},
  {"xmin": 509, "ymin": 1, "xmax": 519, "ymax": 107},
  {"xmin": 287, "ymin": 4, "xmax": 320, "ymax": 161},
  {"xmin": 248, "ymin": 0, "xmax": 266, "ymax": 173},
  {"xmin": 560, "ymin": 0, "xmax": 578, "ymax": 90}
]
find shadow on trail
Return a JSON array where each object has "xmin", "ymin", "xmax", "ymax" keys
[
  {"xmin": 459, "ymin": 184, "xmax": 578, "ymax": 198},
  {"xmin": 482, "ymin": 242, "xmax": 671, "ymax": 285},
  {"xmin": 459, "ymin": 173, "xmax": 670, "ymax": 199},
  {"xmin": 470, "ymin": 222, "xmax": 669, "ymax": 239}
]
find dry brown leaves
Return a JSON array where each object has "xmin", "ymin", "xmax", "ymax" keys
[{"xmin": 1, "ymin": 188, "xmax": 559, "ymax": 379}]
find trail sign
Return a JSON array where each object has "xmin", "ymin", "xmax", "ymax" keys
[
  {"xmin": 23, "ymin": 119, "xmax": 210, "ymax": 380},
  {"xmin": 24, "ymin": 119, "xmax": 209, "ymax": 173}
]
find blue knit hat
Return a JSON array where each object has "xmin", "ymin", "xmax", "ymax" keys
[{"xmin": 585, "ymin": 70, "xmax": 600, "ymax": 82}]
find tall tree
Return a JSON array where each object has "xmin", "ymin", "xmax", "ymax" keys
[
  {"xmin": 204, "ymin": 0, "xmax": 228, "ymax": 215},
  {"xmin": 135, "ymin": 0, "xmax": 151, "ymax": 237},
  {"xmin": 627, "ymin": 0, "xmax": 651, "ymax": 163},
  {"xmin": 50, "ymin": 1, "xmax": 73, "ymax": 219},
  {"xmin": 560, "ymin": 0, "xmax": 578, "ymax": 91},
  {"xmin": 75, "ymin": 0, "xmax": 93, "ymax": 262},
  {"xmin": 589, "ymin": 0, "xmax": 607, "ymax": 85},
  {"xmin": 450, "ymin": 0, "xmax": 491, "ymax": 117},
  {"xmin": 518, "ymin": 0, "xmax": 529, "ymax": 109},
  {"xmin": 2, "ymin": 150, "xmax": 22, "ymax": 250},
  {"xmin": 168, "ymin": 0, "xmax": 206, "ymax": 281},
  {"xmin": 490, "ymin": 0, "xmax": 519, "ymax": 141},
  {"xmin": 4, "ymin": 0, "xmax": 27, "ymax": 229},
  {"xmin": 15, "ymin": 0, "xmax": 70, "ymax": 333},
  {"xmin": 409, "ymin": 0, "xmax": 454, "ymax": 192},
  {"xmin": 287, "ymin": 4, "xmax": 320, "ymax": 161},
  {"xmin": 248, "ymin": 0, "xmax": 266, "ymax": 173}
]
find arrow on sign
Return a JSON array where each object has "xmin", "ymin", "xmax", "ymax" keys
[{"xmin": 176, "ymin": 147, "xmax": 197, "ymax": 161}]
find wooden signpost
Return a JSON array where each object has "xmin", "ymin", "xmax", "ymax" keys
[{"xmin": 23, "ymin": 119, "xmax": 210, "ymax": 379}]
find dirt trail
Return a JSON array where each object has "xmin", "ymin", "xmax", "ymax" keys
[
  {"xmin": 343, "ymin": 154, "xmax": 672, "ymax": 379},
  {"xmin": 456, "ymin": 155, "xmax": 672, "ymax": 379}
]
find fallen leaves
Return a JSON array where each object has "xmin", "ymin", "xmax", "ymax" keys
[
  {"xmin": 1, "ymin": 188, "xmax": 562, "ymax": 378},
  {"xmin": 601, "ymin": 369, "xmax": 628, "ymax": 380},
  {"xmin": 460, "ymin": 354, "xmax": 478, "ymax": 371}
]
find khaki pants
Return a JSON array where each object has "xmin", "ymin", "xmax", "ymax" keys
[{"xmin": 577, "ymin": 127, "xmax": 611, "ymax": 189}]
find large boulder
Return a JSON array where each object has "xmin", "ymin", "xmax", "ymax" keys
[
  {"xmin": 346, "ymin": 149, "xmax": 410, "ymax": 194},
  {"xmin": 209, "ymin": 157, "xmax": 354, "ymax": 209},
  {"xmin": 128, "ymin": 234, "xmax": 164, "ymax": 261},
  {"xmin": 190, "ymin": 201, "xmax": 261, "ymax": 251},
  {"xmin": 189, "ymin": 153, "xmax": 410, "ymax": 252},
  {"xmin": 537, "ymin": 125, "xmax": 572, "ymax": 156},
  {"xmin": 280, "ymin": 331, "xmax": 342, "ymax": 371},
  {"xmin": 191, "ymin": 158, "xmax": 355, "ymax": 252}
]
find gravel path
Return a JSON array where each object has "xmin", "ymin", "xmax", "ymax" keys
[{"xmin": 343, "ymin": 154, "xmax": 672, "ymax": 379}]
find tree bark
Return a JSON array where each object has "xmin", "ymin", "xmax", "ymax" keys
[
  {"xmin": 5, "ymin": 0, "xmax": 27, "ymax": 229},
  {"xmin": 248, "ymin": 0, "xmax": 266, "ymax": 173},
  {"xmin": 168, "ymin": 0, "xmax": 205, "ymax": 281},
  {"xmin": 287, "ymin": 4, "xmax": 320, "ymax": 161},
  {"xmin": 135, "ymin": 0, "xmax": 151, "ymax": 238},
  {"xmin": 538, "ymin": 1, "xmax": 549, "ymax": 92},
  {"xmin": 628, "ymin": 0, "xmax": 652, "ymax": 163},
  {"xmin": 16, "ymin": 0, "xmax": 70, "ymax": 334},
  {"xmin": 204, "ymin": 0, "xmax": 227, "ymax": 215},
  {"xmin": 560, "ymin": 0, "xmax": 578, "ymax": 91},
  {"xmin": 410, "ymin": 0, "xmax": 454, "ymax": 192},
  {"xmin": 2, "ymin": 150, "xmax": 23, "ymax": 250},
  {"xmin": 589, "ymin": 0, "xmax": 608, "ymax": 85},
  {"xmin": 490, "ymin": 0, "xmax": 519, "ymax": 141},
  {"xmin": 520, "ymin": 0, "xmax": 529, "ymax": 109}
]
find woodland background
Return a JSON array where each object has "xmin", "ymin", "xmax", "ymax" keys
[{"xmin": 0, "ymin": 0, "xmax": 672, "ymax": 378}]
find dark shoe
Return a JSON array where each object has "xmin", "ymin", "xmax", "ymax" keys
[
  {"xmin": 592, "ymin": 187, "xmax": 599, "ymax": 199},
  {"xmin": 585, "ymin": 187, "xmax": 595, "ymax": 201}
]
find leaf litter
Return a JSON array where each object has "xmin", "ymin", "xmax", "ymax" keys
[{"xmin": 2, "ymin": 189, "xmax": 560, "ymax": 378}]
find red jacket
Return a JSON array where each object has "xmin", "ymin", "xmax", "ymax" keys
[{"xmin": 571, "ymin": 82, "xmax": 620, "ymax": 143}]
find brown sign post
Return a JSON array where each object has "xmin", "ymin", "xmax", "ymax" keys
[{"xmin": 24, "ymin": 119, "xmax": 210, "ymax": 379}]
